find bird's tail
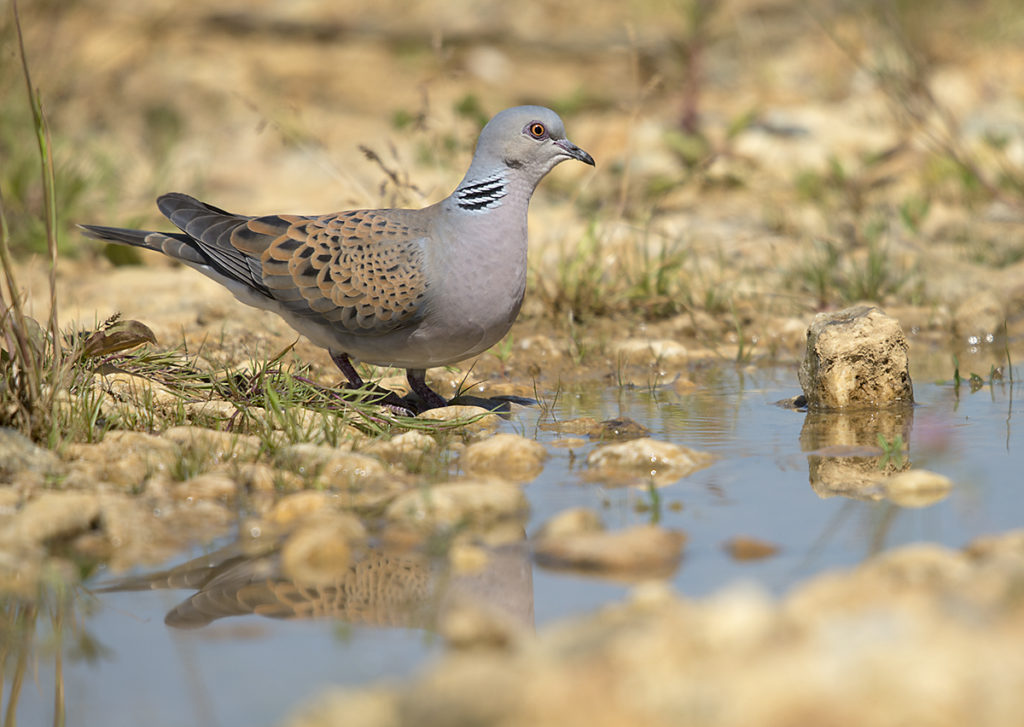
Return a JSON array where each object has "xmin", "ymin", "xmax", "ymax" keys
[
  {"xmin": 79, "ymin": 223, "xmax": 211, "ymax": 268},
  {"xmin": 79, "ymin": 224, "xmax": 164, "ymax": 249}
]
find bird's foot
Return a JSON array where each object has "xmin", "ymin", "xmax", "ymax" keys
[{"xmin": 406, "ymin": 368, "xmax": 448, "ymax": 412}]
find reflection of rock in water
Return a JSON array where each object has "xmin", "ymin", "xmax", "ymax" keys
[
  {"xmin": 97, "ymin": 539, "xmax": 533, "ymax": 632},
  {"xmin": 801, "ymin": 407, "xmax": 914, "ymax": 499}
]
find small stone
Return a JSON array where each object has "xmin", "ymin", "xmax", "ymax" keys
[
  {"xmin": 588, "ymin": 417, "xmax": 651, "ymax": 441},
  {"xmin": 884, "ymin": 469, "xmax": 953, "ymax": 507},
  {"xmin": 539, "ymin": 417, "xmax": 599, "ymax": 435},
  {"xmin": 449, "ymin": 542, "xmax": 490, "ymax": 574},
  {"xmin": 673, "ymin": 376, "xmax": 698, "ymax": 395},
  {"xmin": 439, "ymin": 600, "xmax": 524, "ymax": 650},
  {"xmin": 184, "ymin": 399, "xmax": 239, "ymax": 421},
  {"xmin": 280, "ymin": 513, "xmax": 367, "ymax": 586},
  {"xmin": 0, "ymin": 492, "xmax": 101, "ymax": 545},
  {"xmin": 100, "ymin": 372, "xmax": 180, "ymax": 408},
  {"xmin": 163, "ymin": 425, "xmax": 263, "ymax": 463},
  {"xmin": 724, "ymin": 536, "xmax": 780, "ymax": 561},
  {"xmin": 268, "ymin": 491, "xmax": 339, "ymax": 525},
  {"xmin": 533, "ymin": 507, "xmax": 604, "ymax": 539},
  {"xmin": 587, "ymin": 437, "xmax": 713, "ymax": 485},
  {"xmin": 277, "ymin": 444, "xmax": 389, "ymax": 488},
  {"xmin": 386, "ymin": 480, "xmax": 528, "ymax": 530},
  {"xmin": 417, "ymin": 406, "xmax": 501, "ymax": 432},
  {"xmin": 0, "ymin": 427, "xmax": 61, "ymax": 483},
  {"xmin": 798, "ymin": 305, "xmax": 914, "ymax": 409},
  {"xmin": 533, "ymin": 525, "xmax": 686, "ymax": 578},
  {"xmin": 461, "ymin": 433, "xmax": 547, "ymax": 482},
  {"xmin": 172, "ymin": 473, "xmax": 239, "ymax": 502},
  {"xmin": 66, "ymin": 431, "xmax": 180, "ymax": 489},
  {"xmin": 0, "ymin": 488, "xmax": 19, "ymax": 515},
  {"xmin": 365, "ymin": 431, "xmax": 438, "ymax": 463},
  {"xmin": 232, "ymin": 462, "xmax": 303, "ymax": 493},
  {"xmin": 276, "ymin": 443, "xmax": 348, "ymax": 474},
  {"xmin": 317, "ymin": 453, "xmax": 389, "ymax": 488}
]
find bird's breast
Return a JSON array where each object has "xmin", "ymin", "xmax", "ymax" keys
[{"xmin": 423, "ymin": 209, "xmax": 528, "ymax": 350}]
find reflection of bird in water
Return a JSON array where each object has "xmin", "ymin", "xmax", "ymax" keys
[{"xmin": 95, "ymin": 538, "xmax": 534, "ymax": 632}]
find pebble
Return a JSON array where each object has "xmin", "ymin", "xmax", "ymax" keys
[
  {"xmin": 461, "ymin": 433, "xmax": 547, "ymax": 482},
  {"xmin": 365, "ymin": 431, "xmax": 438, "ymax": 463},
  {"xmin": 0, "ymin": 491, "xmax": 100, "ymax": 546},
  {"xmin": 280, "ymin": 512, "xmax": 367, "ymax": 586},
  {"xmin": 0, "ymin": 427, "xmax": 61, "ymax": 484},
  {"xmin": 587, "ymin": 417, "xmax": 650, "ymax": 441},
  {"xmin": 416, "ymin": 406, "xmax": 501, "ymax": 432},
  {"xmin": 539, "ymin": 417, "xmax": 599, "ymax": 435},
  {"xmin": 586, "ymin": 437, "xmax": 714, "ymax": 485},
  {"xmin": 276, "ymin": 444, "xmax": 394, "ymax": 493},
  {"xmin": 386, "ymin": 479, "xmax": 528, "ymax": 530},
  {"xmin": 533, "ymin": 524, "xmax": 687, "ymax": 577},
  {"xmin": 533, "ymin": 507, "xmax": 604, "ymax": 539},
  {"xmin": 268, "ymin": 491, "xmax": 342, "ymax": 526},
  {"xmin": 724, "ymin": 536, "xmax": 780, "ymax": 561},
  {"xmin": 172, "ymin": 473, "xmax": 239, "ymax": 502},
  {"xmin": 884, "ymin": 469, "xmax": 954, "ymax": 507},
  {"xmin": 65, "ymin": 431, "xmax": 179, "ymax": 489},
  {"xmin": 163, "ymin": 425, "xmax": 263, "ymax": 463}
]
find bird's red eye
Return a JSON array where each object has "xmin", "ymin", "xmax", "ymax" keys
[{"xmin": 529, "ymin": 123, "xmax": 546, "ymax": 139}]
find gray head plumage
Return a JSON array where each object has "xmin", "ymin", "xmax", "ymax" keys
[{"xmin": 464, "ymin": 105, "xmax": 595, "ymax": 184}]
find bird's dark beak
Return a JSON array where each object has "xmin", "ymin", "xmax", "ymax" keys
[{"xmin": 555, "ymin": 138, "xmax": 596, "ymax": 166}]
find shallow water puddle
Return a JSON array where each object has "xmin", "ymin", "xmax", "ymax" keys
[{"xmin": 14, "ymin": 364, "xmax": 1024, "ymax": 727}]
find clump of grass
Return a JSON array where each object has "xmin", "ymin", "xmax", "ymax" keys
[
  {"xmin": 0, "ymin": 2, "xmax": 78, "ymax": 446},
  {"xmin": 788, "ymin": 214, "xmax": 914, "ymax": 308},
  {"xmin": 532, "ymin": 219, "xmax": 693, "ymax": 321}
]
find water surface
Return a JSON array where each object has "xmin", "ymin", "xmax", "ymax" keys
[{"xmin": 13, "ymin": 360, "xmax": 1024, "ymax": 727}]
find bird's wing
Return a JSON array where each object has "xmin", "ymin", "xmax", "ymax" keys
[{"xmin": 158, "ymin": 193, "xmax": 429, "ymax": 333}]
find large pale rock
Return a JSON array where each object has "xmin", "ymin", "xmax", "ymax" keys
[{"xmin": 799, "ymin": 305, "xmax": 914, "ymax": 409}]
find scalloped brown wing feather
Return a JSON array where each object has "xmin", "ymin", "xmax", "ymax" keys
[{"xmin": 231, "ymin": 210, "xmax": 429, "ymax": 333}]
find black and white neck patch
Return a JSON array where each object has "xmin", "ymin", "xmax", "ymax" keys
[{"xmin": 455, "ymin": 173, "xmax": 507, "ymax": 212}]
